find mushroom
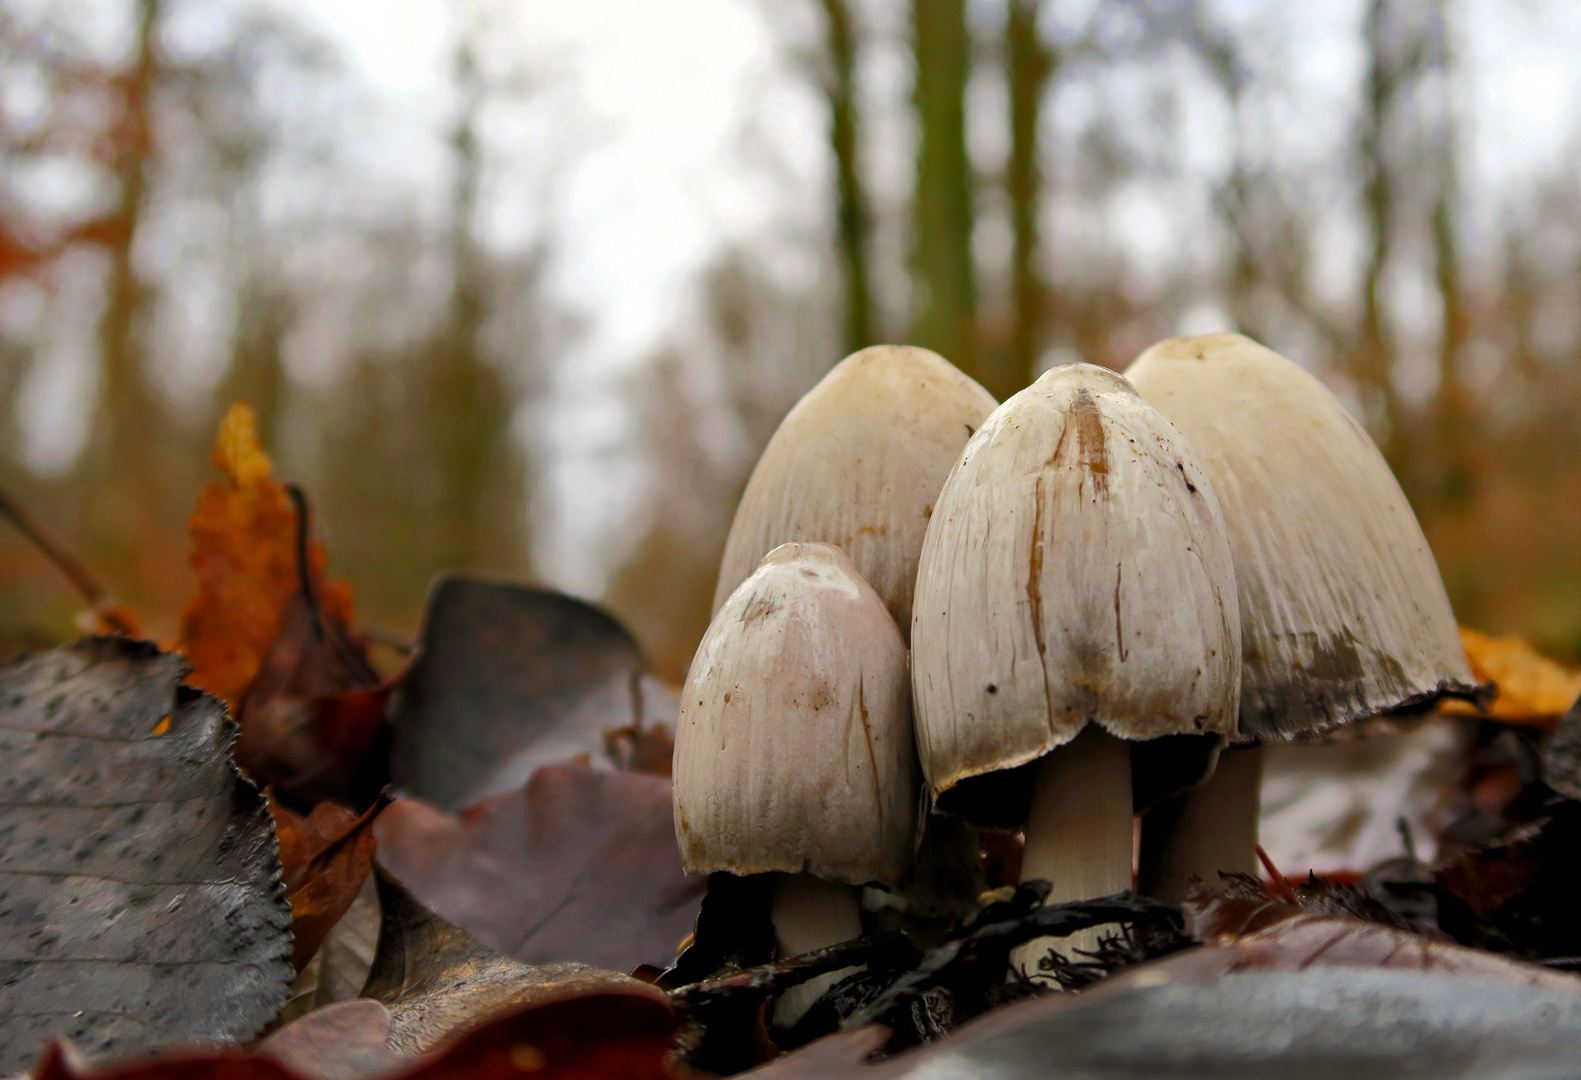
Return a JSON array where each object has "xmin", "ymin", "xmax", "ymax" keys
[
  {"xmin": 714, "ymin": 344, "xmax": 997, "ymax": 638},
  {"xmin": 675, "ymin": 542, "xmax": 917, "ymax": 1025},
  {"xmin": 1124, "ymin": 333, "xmax": 1482, "ymax": 901},
  {"xmin": 910, "ymin": 363, "xmax": 1240, "ymax": 966}
]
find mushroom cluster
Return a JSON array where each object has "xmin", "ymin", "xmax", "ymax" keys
[{"xmin": 675, "ymin": 333, "xmax": 1477, "ymax": 1016}]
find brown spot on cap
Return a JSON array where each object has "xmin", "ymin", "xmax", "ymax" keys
[{"xmin": 1071, "ymin": 388, "xmax": 1109, "ymax": 496}]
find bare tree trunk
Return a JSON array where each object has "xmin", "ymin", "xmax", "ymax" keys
[
  {"xmin": 1357, "ymin": 0, "xmax": 1407, "ymax": 472},
  {"xmin": 1429, "ymin": 0, "xmax": 1467, "ymax": 506},
  {"xmin": 222, "ymin": 284, "xmax": 289, "ymax": 451},
  {"xmin": 421, "ymin": 35, "xmax": 528, "ymax": 578},
  {"xmin": 86, "ymin": 0, "xmax": 162, "ymax": 536},
  {"xmin": 1002, "ymin": 0, "xmax": 1052, "ymax": 398},
  {"xmin": 820, "ymin": 0, "xmax": 872, "ymax": 356},
  {"xmin": 910, "ymin": 0, "xmax": 977, "ymax": 376}
]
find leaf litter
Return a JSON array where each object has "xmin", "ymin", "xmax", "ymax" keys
[{"xmin": 7, "ymin": 404, "xmax": 1581, "ymax": 1077}]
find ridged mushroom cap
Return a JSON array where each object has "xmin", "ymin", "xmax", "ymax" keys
[
  {"xmin": 1124, "ymin": 333, "xmax": 1483, "ymax": 743},
  {"xmin": 911, "ymin": 363, "xmax": 1241, "ymax": 827},
  {"xmin": 675, "ymin": 542, "xmax": 918, "ymax": 886},
  {"xmin": 713, "ymin": 344, "xmax": 997, "ymax": 640}
]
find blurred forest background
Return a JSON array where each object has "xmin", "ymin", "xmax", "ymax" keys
[{"xmin": 2, "ymin": 0, "xmax": 1580, "ymax": 682}]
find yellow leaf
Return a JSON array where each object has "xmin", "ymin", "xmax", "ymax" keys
[{"xmin": 1444, "ymin": 627, "xmax": 1581, "ymax": 729}]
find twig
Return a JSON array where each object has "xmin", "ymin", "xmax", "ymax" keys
[
  {"xmin": 0, "ymin": 481, "xmax": 138, "ymax": 635},
  {"xmin": 672, "ymin": 932, "xmax": 919, "ymax": 1007},
  {"xmin": 1256, "ymin": 844, "xmax": 1299, "ymax": 904},
  {"xmin": 0, "ymin": 482, "xmax": 108, "ymax": 607}
]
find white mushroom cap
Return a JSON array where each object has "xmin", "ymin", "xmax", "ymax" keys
[
  {"xmin": 1124, "ymin": 333, "xmax": 1481, "ymax": 743},
  {"xmin": 675, "ymin": 542, "xmax": 918, "ymax": 886},
  {"xmin": 911, "ymin": 363, "xmax": 1241, "ymax": 826},
  {"xmin": 713, "ymin": 345, "xmax": 997, "ymax": 640}
]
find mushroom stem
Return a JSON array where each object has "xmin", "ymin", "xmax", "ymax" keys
[
  {"xmin": 1138, "ymin": 745, "xmax": 1263, "ymax": 903},
  {"xmin": 770, "ymin": 872, "xmax": 864, "ymax": 1028},
  {"xmin": 1012, "ymin": 727, "xmax": 1133, "ymax": 982}
]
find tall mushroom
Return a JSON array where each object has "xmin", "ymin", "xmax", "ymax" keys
[
  {"xmin": 714, "ymin": 344, "xmax": 997, "ymax": 638},
  {"xmin": 911, "ymin": 363, "xmax": 1240, "ymax": 966},
  {"xmin": 675, "ymin": 542, "xmax": 916, "ymax": 1024},
  {"xmin": 1124, "ymin": 333, "xmax": 1482, "ymax": 900}
]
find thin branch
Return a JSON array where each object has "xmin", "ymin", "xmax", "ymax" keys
[{"xmin": 0, "ymin": 483, "xmax": 109, "ymax": 607}]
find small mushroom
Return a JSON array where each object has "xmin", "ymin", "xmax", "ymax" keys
[
  {"xmin": 1125, "ymin": 333, "xmax": 1482, "ymax": 900},
  {"xmin": 675, "ymin": 542, "xmax": 917, "ymax": 1024},
  {"xmin": 911, "ymin": 363, "xmax": 1240, "ymax": 961},
  {"xmin": 714, "ymin": 344, "xmax": 997, "ymax": 638}
]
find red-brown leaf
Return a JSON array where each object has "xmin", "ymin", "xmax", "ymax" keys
[
  {"xmin": 32, "ymin": 991, "xmax": 675, "ymax": 1080},
  {"xmin": 271, "ymin": 794, "xmax": 390, "ymax": 971},
  {"xmin": 373, "ymin": 762, "xmax": 705, "ymax": 974}
]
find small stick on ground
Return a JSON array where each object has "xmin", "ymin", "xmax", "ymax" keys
[{"xmin": 0, "ymin": 482, "xmax": 138, "ymax": 635}]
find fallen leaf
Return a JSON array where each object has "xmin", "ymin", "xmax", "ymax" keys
[
  {"xmin": 362, "ymin": 867, "xmax": 667, "ymax": 1055},
  {"xmin": 37, "ymin": 990, "xmax": 676, "ymax": 1080},
  {"xmin": 1436, "ymin": 801, "xmax": 1581, "ymax": 959},
  {"xmin": 258, "ymin": 1000, "xmax": 404, "ymax": 1080},
  {"xmin": 1205, "ymin": 913, "xmax": 1579, "ymax": 985},
  {"xmin": 374, "ymin": 762, "xmax": 705, "ymax": 975},
  {"xmin": 177, "ymin": 404, "xmax": 356, "ymax": 710},
  {"xmin": 0, "ymin": 638, "xmax": 293, "ymax": 1075},
  {"xmin": 1540, "ymin": 701, "xmax": 1581, "ymax": 800},
  {"xmin": 231, "ymin": 486, "xmax": 389, "ymax": 810},
  {"xmin": 1444, "ymin": 627, "xmax": 1581, "ymax": 729},
  {"xmin": 883, "ymin": 966, "xmax": 1581, "ymax": 1080},
  {"xmin": 175, "ymin": 406, "xmax": 388, "ymax": 810},
  {"xmin": 387, "ymin": 576, "xmax": 676, "ymax": 811},
  {"xmin": 271, "ymin": 793, "xmax": 390, "ymax": 971},
  {"xmin": 276, "ymin": 876, "xmax": 382, "ymax": 1027},
  {"xmin": 738, "ymin": 1027, "xmax": 903, "ymax": 1080}
]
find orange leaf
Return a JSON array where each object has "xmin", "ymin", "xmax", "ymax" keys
[
  {"xmin": 176, "ymin": 403, "xmax": 355, "ymax": 709},
  {"xmin": 269, "ymin": 791, "xmax": 390, "ymax": 971},
  {"xmin": 1443, "ymin": 627, "xmax": 1581, "ymax": 730}
]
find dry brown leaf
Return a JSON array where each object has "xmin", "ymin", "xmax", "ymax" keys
[{"xmin": 271, "ymin": 793, "xmax": 390, "ymax": 971}]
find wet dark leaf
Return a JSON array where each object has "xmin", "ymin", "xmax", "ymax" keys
[
  {"xmin": 0, "ymin": 638, "xmax": 293, "ymax": 1074},
  {"xmin": 673, "ymin": 932, "xmax": 920, "ymax": 1075},
  {"xmin": 373, "ymin": 762, "xmax": 705, "ymax": 974},
  {"xmin": 1436, "ymin": 800, "xmax": 1581, "ymax": 959},
  {"xmin": 844, "ymin": 890, "xmax": 1185, "ymax": 1049},
  {"xmin": 1540, "ymin": 699, "xmax": 1581, "ymax": 800},
  {"xmin": 738, "ymin": 1026, "xmax": 900, "ymax": 1080},
  {"xmin": 661, "ymin": 872, "xmax": 777, "ymax": 991},
  {"xmin": 881, "ymin": 966, "xmax": 1581, "ymax": 1080},
  {"xmin": 387, "ymin": 576, "xmax": 675, "ymax": 811},
  {"xmin": 363, "ymin": 866, "xmax": 666, "ymax": 1055}
]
